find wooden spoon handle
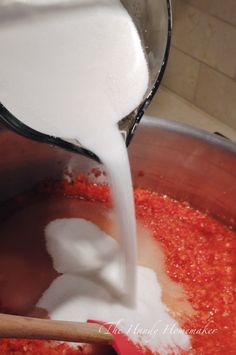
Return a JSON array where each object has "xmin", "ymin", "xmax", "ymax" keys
[{"xmin": 0, "ymin": 313, "xmax": 113, "ymax": 345}]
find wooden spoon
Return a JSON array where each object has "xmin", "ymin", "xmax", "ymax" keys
[{"xmin": 0, "ymin": 313, "xmax": 113, "ymax": 345}]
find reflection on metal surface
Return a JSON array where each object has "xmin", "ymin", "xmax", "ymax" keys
[{"xmin": 0, "ymin": 116, "xmax": 235, "ymax": 228}]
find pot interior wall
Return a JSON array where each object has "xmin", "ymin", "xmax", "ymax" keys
[{"xmin": 0, "ymin": 117, "xmax": 235, "ymax": 228}]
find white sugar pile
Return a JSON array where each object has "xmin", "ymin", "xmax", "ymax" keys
[
  {"xmin": 38, "ymin": 218, "xmax": 190, "ymax": 354},
  {"xmin": 45, "ymin": 218, "xmax": 120, "ymax": 274}
]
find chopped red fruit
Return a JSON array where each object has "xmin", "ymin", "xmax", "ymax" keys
[{"xmin": 0, "ymin": 176, "xmax": 235, "ymax": 354}]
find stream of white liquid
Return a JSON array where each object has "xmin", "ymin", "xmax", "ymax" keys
[{"xmin": 0, "ymin": 0, "xmax": 149, "ymax": 303}]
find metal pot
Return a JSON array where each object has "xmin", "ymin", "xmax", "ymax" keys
[{"xmin": 0, "ymin": 116, "xmax": 235, "ymax": 228}]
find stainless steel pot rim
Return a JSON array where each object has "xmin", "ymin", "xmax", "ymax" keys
[{"xmin": 142, "ymin": 115, "xmax": 236, "ymax": 155}]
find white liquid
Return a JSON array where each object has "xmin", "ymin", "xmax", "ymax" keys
[{"xmin": 0, "ymin": 0, "xmax": 149, "ymax": 302}]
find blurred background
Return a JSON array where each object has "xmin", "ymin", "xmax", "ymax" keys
[{"xmin": 147, "ymin": 0, "xmax": 236, "ymax": 141}]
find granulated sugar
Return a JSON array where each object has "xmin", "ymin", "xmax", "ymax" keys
[
  {"xmin": 38, "ymin": 218, "xmax": 190, "ymax": 354},
  {"xmin": 0, "ymin": 0, "xmax": 149, "ymax": 302},
  {"xmin": 45, "ymin": 218, "xmax": 120, "ymax": 274}
]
